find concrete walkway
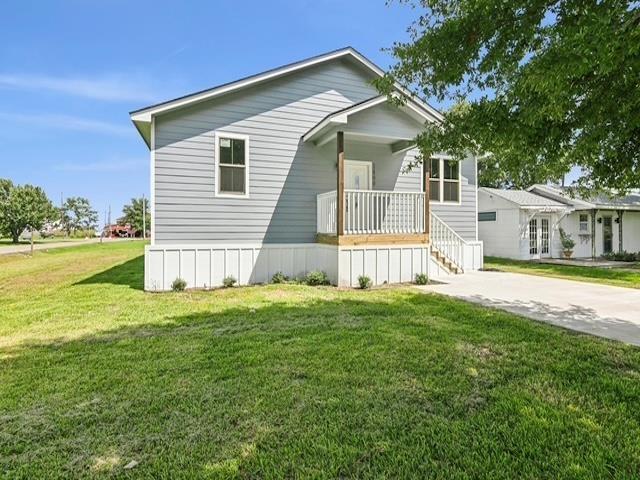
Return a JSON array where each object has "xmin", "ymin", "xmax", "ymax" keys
[
  {"xmin": 418, "ymin": 271, "xmax": 640, "ymax": 346},
  {"xmin": 0, "ymin": 238, "xmax": 130, "ymax": 255}
]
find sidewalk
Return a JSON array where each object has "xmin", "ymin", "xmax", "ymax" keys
[{"xmin": 0, "ymin": 238, "xmax": 133, "ymax": 255}]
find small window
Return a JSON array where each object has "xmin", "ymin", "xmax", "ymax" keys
[
  {"xmin": 442, "ymin": 160, "xmax": 460, "ymax": 202},
  {"xmin": 428, "ymin": 157, "xmax": 440, "ymax": 201},
  {"xmin": 579, "ymin": 213, "xmax": 589, "ymax": 231},
  {"xmin": 216, "ymin": 134, "xmax": 248, "ymax": 196},
  {"xmin": 478, "ymin": 211, "xmax": 497, "ymax": 222}
]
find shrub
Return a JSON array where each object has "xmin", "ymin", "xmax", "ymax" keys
[
  {"xmin": 222, "ymin": 276, "xmax": 237, "ymax": 288},
  {"xmin": 305, "ymin": 270, "xmax": 330, "ymax": 286},
  {"xmin": 271, "ymin": 271, "xmax": 289, "ymax": 284},
  {"xmin": 603, "ymin": 251, "xmax": 639, "ymax": 262},
  {"xmin": 171, "ymin": 277, "xmax": 187, "ymax": 292},
  {"xmin": 358, "ymin": 275, "xmax": 372, "ymax": 289},
  {"xmin": 415, "ymin": 273, "xmax": 429, "ymax": 285}
]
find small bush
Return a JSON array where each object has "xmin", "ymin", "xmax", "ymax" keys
[
  {"xmin": 171, "ymin": 277, "xmax": 187, "ymax": 292},
  {"xmin": 305, "ymin": 270, "xmax": 330, "ymax": 286},
  {"xmin": 415, "ymin": 273, "xmax": 429, "ymax": 285},
  {"xmin": 271, "ymin": 271, "xmax": 289, "ymax": 284},
  {"xmin": 358, "ymin": 275, "xmax": 372, "ymax": 289},
  {"xmin": 222, "ymin": 276, "xmax": 237, "ymax": 288},
  {"xmin": 603, "ymin": 251, "xmax": 639, "ymax": 262}
]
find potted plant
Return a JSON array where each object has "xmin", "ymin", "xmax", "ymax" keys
[{"xmin": 559, "ymin": 228, "xmax": 576, "ymax": 259}]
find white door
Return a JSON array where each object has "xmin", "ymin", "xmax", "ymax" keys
[
  {"xmin": 345, "ymin": 161, "xmax": 371, "ymax": 190},
  {"xmin": 344, "ymin": 161, "xmax": 372, "ymax": 233},
  {"xmin": 529, "ymin": 216, "xmax": 551, "ymax": 259}
]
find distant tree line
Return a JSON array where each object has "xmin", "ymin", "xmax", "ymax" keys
[{"xmin": 0, "ymin": 178, "xmax": 98, "ymax": 243}]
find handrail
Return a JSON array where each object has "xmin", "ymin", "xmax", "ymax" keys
[{"xmin": 430, "ymin": 211, "xmax": 466, "ymax": 272}]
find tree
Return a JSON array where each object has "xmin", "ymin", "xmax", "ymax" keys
[
  {"xmin": 118, "ymin": 197, "xmax": 150, "ymax": 235},
  {"xmin": 0, "ymin": 179, "xmax": 55, "ymax": 243},
  {"xmin": 377, "ymin": 0, "xmax": 640, "ymax": 191},
  {"xmin": 60, "ymin": 197, "xmax": 98, "ymax": 234}
]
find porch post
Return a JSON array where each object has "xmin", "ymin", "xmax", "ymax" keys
[
  {"xmin": 337, "ymin": 131, "xmax": 345, "ymax": 237},
  {"xmin": 617, "ymin": 209, "xmax": 624, "ymax": 253},
  {"xmin": 591, "ymin": 208, "xmax": 597, "ymax": 259},
  {"xmin": 423, "ymin": 158, "xmax": 430, "ymax": 235}
]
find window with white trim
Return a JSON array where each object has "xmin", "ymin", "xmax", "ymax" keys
[
  {"xmin": 579, "ymin": 213, "xmax": 589, "ymax": 232},
  {"xmin": 424, "ymin": 158, "xmax": 461, "ymax": 203},
  {"xmin": 216, "ymin": 133, "xmax": 248, "ymax": 196},
  {"xmin": 478, "ymin": 211, "xmax": 497, "ymax": 222}
]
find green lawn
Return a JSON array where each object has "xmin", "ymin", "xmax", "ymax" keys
[
  {"xmin": 1, "ymin": 242, "xmax": 639, "ymax": 478},
  {"xmin": 484, "ymin": 256, "xmax": 640, "ymax": 289}
]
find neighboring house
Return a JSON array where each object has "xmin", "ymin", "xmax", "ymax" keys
[
  {"xmin": 478, "ymin": 185, "xmax": 640, "ymax": 260},
  {"xmin": 130, "ymin": 47, "xmax": 483, "ymax": 290}
]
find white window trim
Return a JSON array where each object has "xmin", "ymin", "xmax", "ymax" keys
[
  {"xmin": 579, "ymin": 213, "xmax": 590, "ymax": 232},
  {"xmin": 214, "ymin": 131, "xmax": 250, "ymax": 198},
  {"xmin": 422, "ymin": 157, "xmax": 462, "ymax": 205}
]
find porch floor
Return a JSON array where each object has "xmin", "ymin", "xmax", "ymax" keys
[{"xmin": 316, "ymin": 233, "xmax": 429, "ymax": 246}]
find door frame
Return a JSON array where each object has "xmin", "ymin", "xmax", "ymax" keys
[
  {"xmin": 528, "ymin": 214, "xmax": 552, "ymax": 259},
  {"xmin": 344, "ymin": 160, "xmax": 373, "ymax": 190}
]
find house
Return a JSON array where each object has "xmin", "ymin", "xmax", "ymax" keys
[
  {"xmin": 478, "ymin": 185, "xmax": 640, "ymax": 260},
  {"xmin": 130, "ymin": 47, "xmax": 483, "ymax": 290}
]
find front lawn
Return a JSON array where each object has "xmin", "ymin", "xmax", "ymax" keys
[
  {"xmin": 1, "ymin": 243, "xmax": 639, "ymax": 478},
  {"xmin": 485, "ymin": 256, "xmax": 640, "ymax": 289}
]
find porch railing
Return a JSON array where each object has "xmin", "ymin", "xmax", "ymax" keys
[
  {"xmin": 430, "ymin": 212, "xmax": 464, "ymax": 271},
  {"xmin": 316, "ymin": 190, "xmax": 425, "ymax": 235}
]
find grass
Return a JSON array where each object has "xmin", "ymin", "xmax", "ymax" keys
[
  {"xmin": 484, "ymin": 256, "xmax": 640, "ymax": 289},
  {"xmin": 1, "ymin": 242, "xmax": 639, "ymax": 478}
]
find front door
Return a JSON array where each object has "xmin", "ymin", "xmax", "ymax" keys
[
  {"xmin": 344, "ymin": 161, "xmax": 372, "ymax": 233},
  {"xmin": 603, "ymin": 216, "xmax": 613, "ymax": 254},
  {"xmin": 345, "ymin": 161, "xmax": 372, "ymax": 190}
]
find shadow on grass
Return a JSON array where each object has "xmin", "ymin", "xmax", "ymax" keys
[
  {"xmin": 2, "ymin": 289, "xmax": 640, "ymax": 477},
  {"xmin": 74, "ymin": 255, "xmax": 144, "ymax": 291}
]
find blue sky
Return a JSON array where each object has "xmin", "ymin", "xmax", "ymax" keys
[{"xmin": 0, "ymin": 0, "xmax": 424, "ymax": 224}]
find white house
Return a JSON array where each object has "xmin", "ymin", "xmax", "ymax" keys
[
  {"xmin": 130, "ymin": 47, "xmax": 483, "ymax": 290},
  {"xmin": 478, "ymin": 185, "xmax": 640, "ymax": 260}
]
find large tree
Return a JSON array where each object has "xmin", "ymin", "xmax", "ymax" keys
[
  {"xmin": 377, "ymin": 0, "xmax": 640, "ymax": 191},
  {"xmin": 0, "ymin": 179, "xmax": 55, "ymax": 243},
  {"xmin": 118, "ymin": 197, "xmax": 150, "ymax": 235},
  {"xmin": 60, "ymin": 197, "xmax": 98, "ymax": 234}
]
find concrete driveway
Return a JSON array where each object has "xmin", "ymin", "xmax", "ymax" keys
[{"xmin": 418, "ymin": 271, "xmax": 640, "ymax": 346}]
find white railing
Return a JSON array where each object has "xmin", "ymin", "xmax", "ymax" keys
[
  {"xmin": 430, "ymin": 212, "xmax": 465, "ymax": 271},
  {"xmin": 316, "ymin": 190, "xmax": 425, "ymax": 235},
  {"xmin": 317, "ymin": 190, "xmax": 337, "ymax": 234}
]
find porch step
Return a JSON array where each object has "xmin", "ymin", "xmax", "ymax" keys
[{"xmin": 431, "ymin": 247, "xmax": 463, "ymax": 274}]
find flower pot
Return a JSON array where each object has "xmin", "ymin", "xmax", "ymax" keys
[{"xmin": 563, "ymin": 250, "xmax": 573, "ymax": 259}]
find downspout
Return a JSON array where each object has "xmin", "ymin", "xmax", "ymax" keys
[
  {"xmin": 591, "ymin": 209, "xmax": 597, "ymax": 259},
  {"xmin": 617, "ymin": 209, "xmax": 624, "ymax": 253}
]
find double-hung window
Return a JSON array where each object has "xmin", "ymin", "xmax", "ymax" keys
[
  {"xmin": 579, "ymin": 213, "xmax": 589, "ymax": 232},
  {"xmin": 215, "ymin": 132, "xmax": 249, "ymax": 197},
  {"xmin": 424, "ymin": 158, "xmax": 461, "ymax": 203}
]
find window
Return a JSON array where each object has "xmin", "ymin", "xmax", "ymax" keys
[
  {"xmin": 424, "ymin": 158, "xmax": 460, "ymax": 203},
  {"xmin": 428, "ymin": 158, "xmax": 440, "ymax": 201},
  {"xmin": 478, "ymin": 211, "xmax": 497, "ymax": 222},
  {"xmin": 579, "ymin": 213, "xmax": 589, "ymax": 232},
  {"xmin": 216, "ymin": 133, "xmax": 249, "ymax": 196},
  {"xmin": 529, "ymin": 218, "xmax": 538, "ymax": 255}
]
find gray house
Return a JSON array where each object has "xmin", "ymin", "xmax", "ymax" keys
[{"xmin": 130, "ymin": 47, "xmax": 483, "ymax": 290}]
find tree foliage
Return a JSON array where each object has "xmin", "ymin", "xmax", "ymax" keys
[
  {"xmin": 118, "ymin": 197, "xmax": 150, "ymax": 235},
  {"xmin": 377, "ymin": 0, "xmax": 640, "ymax": 191},
  {"xmin": 60, "ymin": 197, "xmax": 98, "ymax": 234},
  {"xmin": 0, "ymin": 178, "xmax": 55, "ymax": 243}
]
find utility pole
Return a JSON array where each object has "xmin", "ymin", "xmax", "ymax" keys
[{"xmin": 142, "ymin": 194, "xmax": 146, "ymax": 240}]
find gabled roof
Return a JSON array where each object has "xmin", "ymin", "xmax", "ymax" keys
[
  {"xmin": 529, "ymin": 184, "xmax": 640, "ymax": 210},
  {"xmin": 480, "ymin": 187, "xmax": 569, "ymax": 209},
  {"xmin": 130, "ymin": 47, "xmax": 443, "ymax": 146},
  {"xmin": 302, "ymin": 94, "xmax": 437, "ymax": 144}
]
